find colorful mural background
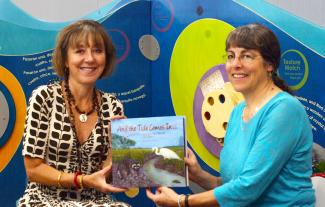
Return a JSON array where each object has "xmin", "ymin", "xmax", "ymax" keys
[{"xmin": 0, "ymin": 0, "xmax": 324, "ymax": 206}]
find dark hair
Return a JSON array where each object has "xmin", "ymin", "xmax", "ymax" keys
[
  {"xmin": 52, "ymin": 19, "xmax": 116, "ymax": 79},
  {"xmin": 226, "ymin": 23, "xmax": 292, "ymax": 94}
]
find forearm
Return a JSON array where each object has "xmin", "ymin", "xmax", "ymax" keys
[
  {"xmin": 191, "ymin": 170, "xmax": 222, "ymax": 190},
  {"xmin": 24, "ymin": 157, "xmax": 75, "ymax": 188},
  {"xmin": 28, "ymin": 163, "xmax": 77, "ymax": 188},
  {"xmin": 26, "ymin": 162, "xmax": 69, "ymax": 187},
  {"xmin": 182, "ymin": 190, "xmax": 219, "ymax": 207}
]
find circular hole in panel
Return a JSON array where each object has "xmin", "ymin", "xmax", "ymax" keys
[
  {"xmin": 196, "ymin": 6, "xmax": 204, "ymax": 16},
  {"xmin": 138, "ymin": 34, "xmax": 160, "ymax": 61},
  {"xmin": 204, "ymin": 111, "xmax": 211, "ymax": 120},
  {"xmin": 222, "ymin": 122, "xmax": 228, "ymax": 130},
  {"xmin": 207, "ymin": 96, "xmax": 214, "ymax": 105},
  {"xmin": 219, "ymin": 94, "xmax": 225, "ymax": 103}
]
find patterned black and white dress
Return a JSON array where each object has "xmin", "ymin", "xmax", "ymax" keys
[{"xmin": 18, "ymin": 83, "xmax": 131, "ymax": 207}]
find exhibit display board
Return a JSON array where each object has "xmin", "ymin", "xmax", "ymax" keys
[{"xmin": 0, "ymin": 0, "xmax": 324, "ymax": 206}]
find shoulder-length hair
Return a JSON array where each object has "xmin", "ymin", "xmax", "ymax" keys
[{"xmin": 52, "ymin": 19, "xmax": 116, "ymax": 79}]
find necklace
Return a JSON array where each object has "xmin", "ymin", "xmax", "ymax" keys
[
  {"xmin": 75, "ymin": 105, "xmax": 96, "ymax": 123},
  {"xmin": 64, "ymin": 80, "xmax": 98, "ymax": 123},
  {"xmin": 62, "ymin": 80, "xmax": 105, "ymax": 173}
]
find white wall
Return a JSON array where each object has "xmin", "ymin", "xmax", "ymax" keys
[{"xmin": 12, "ymin": 0, "xmax": 114, "ymax": 22}]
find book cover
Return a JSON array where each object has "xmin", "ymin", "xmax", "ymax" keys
[{"xmin": 111, "ymin": 116, "xmax": 188, "ymax": 188}]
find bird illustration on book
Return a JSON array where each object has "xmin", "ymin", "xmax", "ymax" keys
[{"xmin": 152, "ymin": 147, "xmax": 181, "ymax": 160}]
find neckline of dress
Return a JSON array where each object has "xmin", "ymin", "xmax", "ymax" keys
[
  {"xmin": 57, "ymin": 82, "xmax": 104, "ymax": 146},
  {"xmin": 241, "ymin": 91, "xmax": 284, "ymax": 125}
]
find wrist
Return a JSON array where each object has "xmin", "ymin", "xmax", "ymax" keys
[
  {"xmin": 77, "ymin": 174, "xmax": 85, "ymax": 190},
  {"xmin": 178, "ymin": 194, "xmax": 185, "ymax": 207},
  {"xmin": 73, "ymin": 171, "xmax": 81, "ymax": 190},
  {"xmin": 184, "ymin": 194, "xmax": 190, "ymax": 207},
  {"xmin": 57, "ymin": 171, "xmax": 63, "ymax": 188},
  {"xmin": 82, "ymin": 174, "xmax": 89, "ymax": 188}
]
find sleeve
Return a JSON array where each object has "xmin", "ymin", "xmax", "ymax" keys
[
  {"xmin": 108, "ymin": 94, "xmax": 124, "ymax": 117},
  {"xmin": 214, "ymin": 98, "xmax": 307, "ymax": 206},
  {"xmin": 101, "ymin": 93, "xmax": 124, "ymax": 164},
  {"xmin": 22, "ymin": 85, "xmax": 51, "ymax": 159},
  {"xmin": 101, "ymin": 93, "xmax": 124, "ymax": 127}
]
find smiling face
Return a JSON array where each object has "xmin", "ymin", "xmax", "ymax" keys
[
  {"xmin": 53, "ymin": 20, "xmax": 116, "ymax": 80},
  {"xmin": 65, "ymin": 36, "xmax": 106, "ymax": 86},
  {"xmin": 225, "ymin": 47, "xmax": 273, "ymax": 96}
]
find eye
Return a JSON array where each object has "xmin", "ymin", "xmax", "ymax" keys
[
  {"xmin": 93, "ymin": 48, "xmax": 104, "ymax": 53},
  {"xmin": 75, "ymin": 49, "xmax": 85, "ymax": 54},
  {"xmin": 226, "ymin": 54, "xmax": 235, "ymax": 61},
  {"xmin": 242, "ymin": 54, "xmax": 253, "ymax": 61}
]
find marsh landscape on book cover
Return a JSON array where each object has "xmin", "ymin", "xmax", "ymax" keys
[{"xmin": 111, "ymin": 116, "xmax": 187, "ymax": 188}]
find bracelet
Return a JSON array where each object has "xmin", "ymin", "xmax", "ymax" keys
[
  {"xmin": 73, "ymin": 171, "xmax": 81, "ymax": 190},
  {"xmin": 57, "ymin": 171, "xmax": 63, "ymax": 188},
  {"xmin": 78, "ymin": 174, "xmax": 84, "ymax": 190},
  {"xmin": 185, "ymin": 194, "xmax": 190, "ymax": 207},
  {"xmin": 178, "ymin": 194, "xmax": 185, "ymax": 207}
]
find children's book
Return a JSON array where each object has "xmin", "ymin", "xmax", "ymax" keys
[{"xmin": 111, "ymin": 116, "xmax": 188, "ymax": 188}]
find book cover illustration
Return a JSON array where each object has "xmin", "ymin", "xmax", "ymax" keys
[{"xmin": 111, "ymin": 116, "xmax": 188, "ymax": 188}]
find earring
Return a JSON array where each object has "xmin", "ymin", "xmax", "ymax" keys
[{"xmin": 273, "ymin": 71, "xmax": 278, "ymax": 77}]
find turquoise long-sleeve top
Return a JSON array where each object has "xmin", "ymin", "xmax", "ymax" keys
[{"xmin": 214, "ymin": 92, "xmax": 315, "ymax": 206}]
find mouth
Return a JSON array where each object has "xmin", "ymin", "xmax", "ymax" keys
[
  {"xmin": 79, "ymin": 66, "xmax": 98, "ymax": 74},
  {"xmin": 232, "ymin": 73, "xmax": 248, "ymax": 79},
  {"xmin": 80, "ymin": 66, "xmax": 97, "ymax": 71}
]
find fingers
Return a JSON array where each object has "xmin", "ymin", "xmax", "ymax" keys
[
  {"xmin": 146, "ymin": 187, "xmax": 178, "ymax": 207},
  {"xmin": 146, "ymin": 187, "xmax": 163, "ymax": 204},
  {"xmin": 146, "ymin": 188, "xmax": 155, "ymax": 200},
  {"xmin": 97, "ymin": 180, "xmax": 128, "ymax": 193},
  {"xmin": 110, "ymin": 115, "xmax": 126, "ymax": 121},
  {"xmin": 106, "ymin": 185, "xmax": 128, "ymax": 193},
  {"xmin": 186, "ymin": 147, "xmax": 194, "ymax": 157},
  {"xmin": 184, "ymin": 158, "xmax": 191, "ymax": 166},
  {"xmin": 156, "ymin": 186, "xmax": 164, "ymax": 193},
  {"xmin": 102, "ymin": 165, "xmax": 112, "ymax": 177},
  {"xmin": 184, "ymin": 154, "xmax": 194, "ymax": 165}
]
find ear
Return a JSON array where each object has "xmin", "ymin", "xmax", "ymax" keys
[{"xmin": 265, "ymin": 63, "xmax": 274, "ymax": 73}]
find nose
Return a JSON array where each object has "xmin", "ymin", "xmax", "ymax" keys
[
  {"xmin": 230, "ymin": 56, "xmax": 243, "ymax": 67},
  {"xmin": 85, "ymin": 50, "xmax": 95, "ymax": 62}
]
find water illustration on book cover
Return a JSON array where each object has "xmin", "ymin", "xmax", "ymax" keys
[{"xmin": 111, "ymin": 116, "xmax": 188, "ymax": 188}]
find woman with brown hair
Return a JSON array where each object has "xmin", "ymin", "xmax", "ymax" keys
[
  {"xmin": 147, "ymin": 23, "xmax": 315, "ymax": 207},
  {"xmin": 18, "ymin": 20, "xmax": 131, "ymax": 207}
]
